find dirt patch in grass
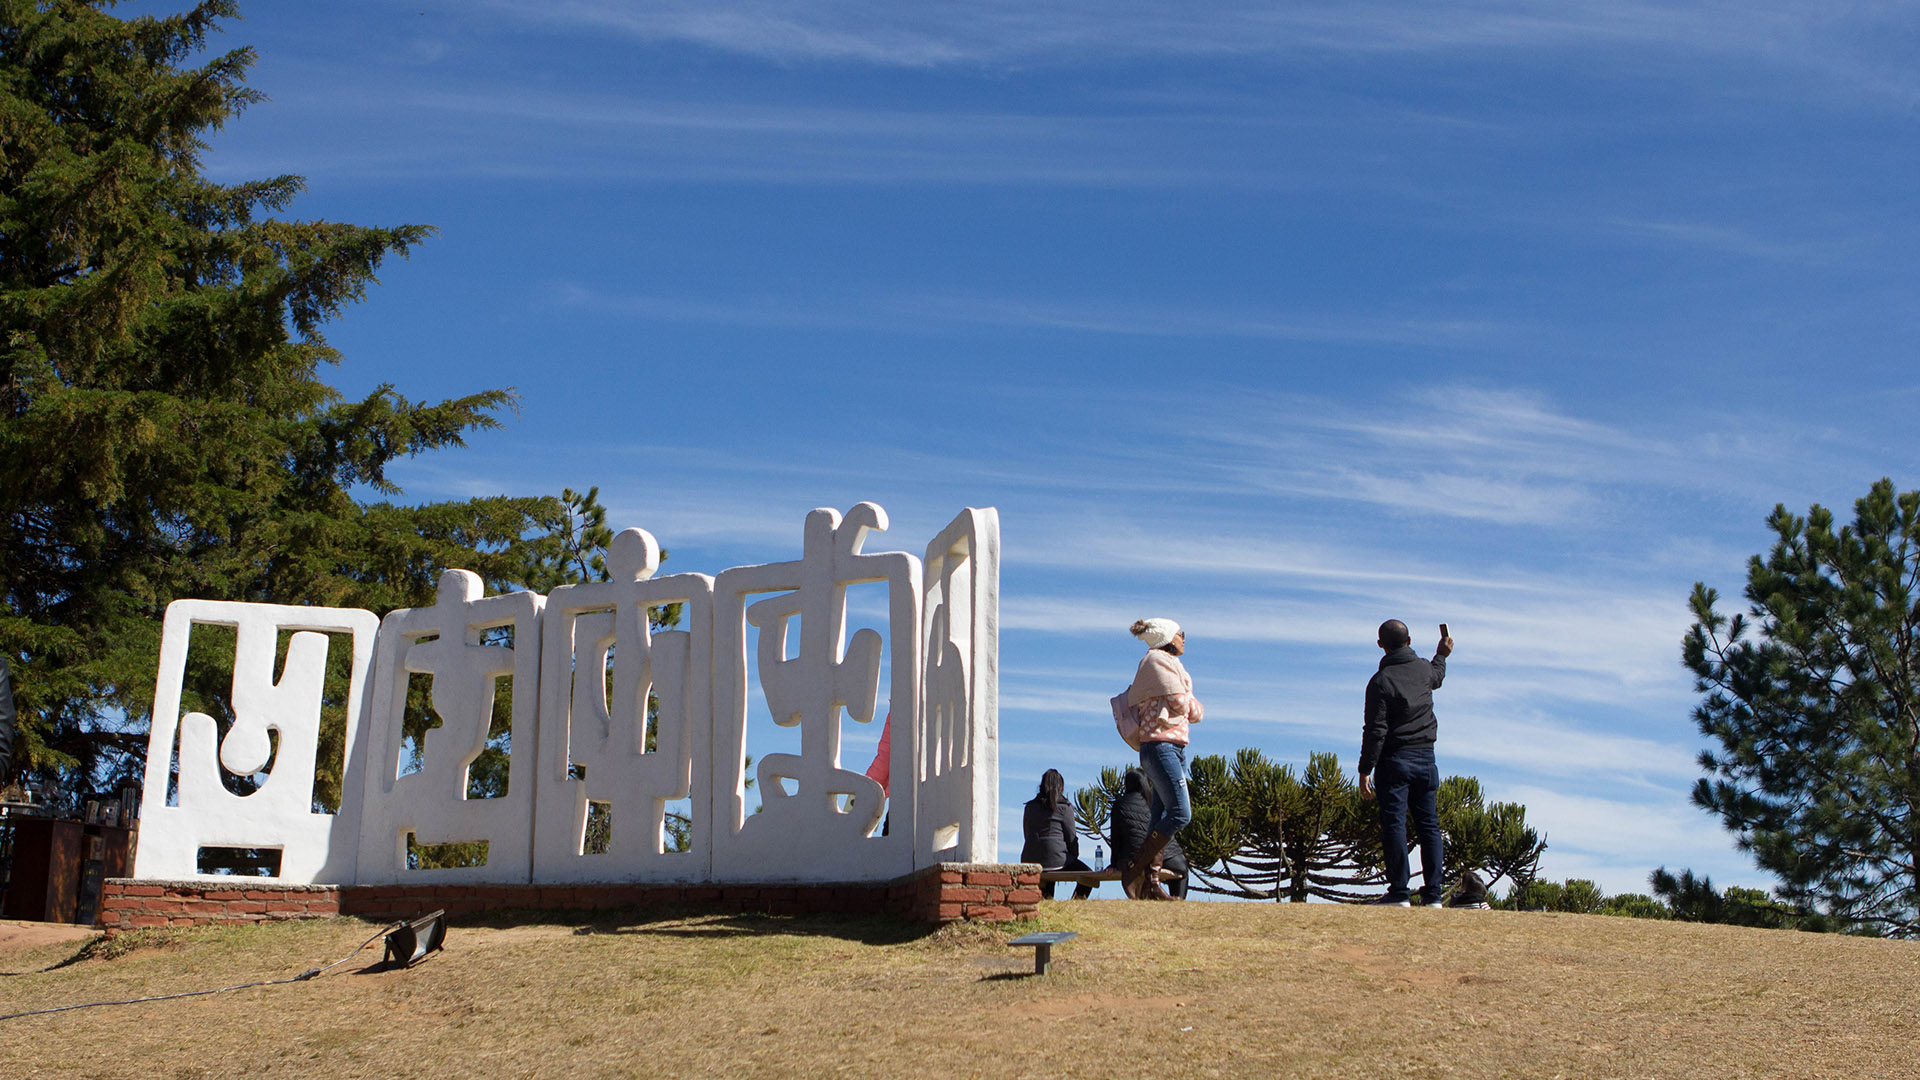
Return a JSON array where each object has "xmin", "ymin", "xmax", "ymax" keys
[
  {"xmin": 0, "ymin": 920, "xmax": 101, "ymax": 979},
  {"xmin": 1, "ymin": 902, "xmax": 1915, "ymax": 1079},
  {"xmin": 0, "ymin": 920, "xmax": 98, "ymax": 957}
]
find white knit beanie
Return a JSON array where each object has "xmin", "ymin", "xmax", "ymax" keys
[{"xmin": 1132, "ymin": 618, "xmax": 1181, "ymax": 649}]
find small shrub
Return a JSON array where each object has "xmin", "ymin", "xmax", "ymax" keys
[
  {"xmin": 78, "ymin": 928, "xmax": 186, "ymax": 962},
  {"xmin": 1600, "ymin": 893, "xmax": 1672, "ymax": 920}
]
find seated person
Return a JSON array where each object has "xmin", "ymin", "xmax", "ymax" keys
[
  {"xmin": 1448, "ymin": 870, "xmax": 1492, "ymax": 908},
  {"xmin": 1111, "ymin": 768, "xmax": 1189, "ymax": 900},
  {"xmin": 1022, "ymin": 769, "xmax": 1093, "ymax": 900}
]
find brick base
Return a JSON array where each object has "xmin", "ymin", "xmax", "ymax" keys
[{"xmin": 96, "ymin": 863, "xmax": 1041, "ymax": 933}]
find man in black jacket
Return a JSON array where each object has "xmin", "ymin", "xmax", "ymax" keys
[{"xmin": 1358, "ymin": 619, "xmax": 1452, "ymax": 906}]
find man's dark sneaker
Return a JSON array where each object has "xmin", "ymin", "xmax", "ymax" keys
[{"xmin": 1369, "ymin": 896, "xmax": 1412, "ymax": 907}]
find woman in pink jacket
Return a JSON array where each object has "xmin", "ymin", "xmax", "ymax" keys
[{"xmin": 1119, "ymin": 617, "xmax": 1202, "ymax": 900}]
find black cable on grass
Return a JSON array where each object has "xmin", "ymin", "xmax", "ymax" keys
[{"xmin": 0, "ymin": 921, "xmax": 400, "ymax": 1022}]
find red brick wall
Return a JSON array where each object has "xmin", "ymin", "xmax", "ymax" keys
[
  {"xmin": 890, "ymin": 863, "xmax": 1043, "ymax": 922},
  {"xmin": 97, "ymin": 880, "xmax": 341, "ymax": 931},
  {"xmin": 96, "ymin": 863, "xmax": 1042, "ymax": 933}
]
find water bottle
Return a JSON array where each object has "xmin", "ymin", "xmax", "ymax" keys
[{"xmin": 1094, "ymin": 846, "xmax": 1105, "ymax": 871}]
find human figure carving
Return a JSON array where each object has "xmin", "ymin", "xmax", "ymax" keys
[{"xmin": 533, "ymin": 527, "xmax": 714, "ymax": 881}]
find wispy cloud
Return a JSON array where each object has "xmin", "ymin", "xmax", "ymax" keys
[
  {"xmin": 1001, "ymin": 573, "xmax": 1694, "ymax": 710},
  {"xmin": 903, "ymin": 293, "xmax": 1503, "ymax": 347},
  {"xmin": 1195, "ymin": 386, "xmax": 1659, "ymax": 522},
  {"xmin": 432, "ymin": 1, "xmax": 1920, "ymax": 116},
  {"xmin": 550, "ymin": 284, "xmax": 862, "ymax": 331},
  {"xmin": 223, "ymin": 0, "xmax": 1920, "ymax": 195},
  {"xmin": 458, "ymin": 0, "xmax": 1900, "ymax": 79},
  {"xmin": 227, "ymin": 78, "xmax": 1293, "ymax": 188},
  {"xmin": 550, "ymin": 282, "xmax": 1505, "ymax": 347},
  {"xmin": 1175, "ymin": 384, "xmax": 1871, "ymax": 530},
  {"xmin": 1609, "ymin": 218, "xmax": 1836, "ymax": 264},
  {"xmin": 1503, "ymin": 785, "xmax": 1761, "ymax": 889},
  {"xmin": 1447, "ymin": 712, "xmax": 1698, "ymax": 787}
]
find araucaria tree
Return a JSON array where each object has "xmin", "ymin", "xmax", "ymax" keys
[
  {"xmin": 1, "ymin": 2, "xmax": 581, "ymax": 805},
  {"xmin": 1685, "ymin": 479, "xmax": 1920, "ymax": 936},
  {"xmin": 1074, "ymin": 747, "xmax": 1543, "ymax": 902},
  {"xmin": 1181, "ymin": 749, "xmax": 1384, "ymax": 902}
]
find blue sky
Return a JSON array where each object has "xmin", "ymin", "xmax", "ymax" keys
[{"xmin": 154, "ymin": 1, "xmax": 1919, "ymax": 896}]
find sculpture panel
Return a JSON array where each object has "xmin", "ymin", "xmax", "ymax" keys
[
  {"xmin": 355, "ymin": 570, "xmax": 544, "ymax": 884},
  {"xmin": 916, "ymin": 508, "xmax": 1000, "ymax": 866},
  {"xmin": 710, "ymin": 503, "xmax": 921, "ymax": 882},
  {"xmin": 533, "ymin": 528, "xmax": 715, "ymax": 882},
  {"xmin": 135, "ymin": 600, "xmax": 378, "ymax": 883}
]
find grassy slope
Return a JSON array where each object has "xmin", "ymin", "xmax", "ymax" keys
[{"xmin": 2, "ymin": 902, "xmax": 1916, "ymax": 1079}]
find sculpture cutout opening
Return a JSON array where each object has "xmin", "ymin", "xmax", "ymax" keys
[
  {"xmin": 133, "ymin": 503, "xmax": 1000, "ymax": 887},
  {"xmin": 196, "ymin": 846, "xmax": 283, "ymax": 877}
]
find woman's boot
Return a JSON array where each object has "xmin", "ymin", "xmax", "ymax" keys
[
  {"xmin": 1120, "ymin": 852, "xmax": 1146, "ymax": 899},
  {"xmin": 1122, "ymin": 830, "xmax": 1172, "ymax": 899},
  {"xmin": 1143, "ymin": 849, "xmax": 1174, "ymax": 901}
]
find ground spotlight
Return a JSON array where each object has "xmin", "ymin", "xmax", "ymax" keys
[{"xmin": 382, "ymin": 909, "xmax": 447, "ymax": 968}]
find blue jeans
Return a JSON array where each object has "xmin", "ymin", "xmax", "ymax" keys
[
  {"xmin": 1375, "ymin": 745, "xmax": 1443, "ymax": 903},
  {"xmin": 1139, "ymin": 741, "xmax": 1191, "ymax": 837}
]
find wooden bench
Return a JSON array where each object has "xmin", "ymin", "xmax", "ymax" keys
[{"xmin": 1038, "ymin": 868, "xmax": 1177, "ymax": 889}]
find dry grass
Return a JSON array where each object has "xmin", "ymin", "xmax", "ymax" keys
[{"xmin": 2, "ymin": 901, "xmax": 1917, "ymax": 1079}]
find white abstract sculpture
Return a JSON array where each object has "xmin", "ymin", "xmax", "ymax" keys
[
  {"xmin": 915, "ymin": 508, "xmax": 1000, "ymax": 864},
  {"xmin": 711, "ymin": 503, "xmax": 922, "ymax": 882},
  {"xmin": 355, "ymin": 570, "xmax": 544, "ymax": 884},
  {"xmin": 532, "ymin": 528, "xmax": 715, "ymax": 882},
  {"xmin": 135, "ymin": 600, "xmax": 378, "ymax": 882},
  {"xmin": 134, "ymin": 503, "xmax": 999, "ymax": 887}
]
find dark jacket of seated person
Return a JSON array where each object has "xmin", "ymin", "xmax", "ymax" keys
[
  {"xmin": 1109, "ymin": 769, "xmax": 1188, "ymax": 897},
  {"xmin": 1022, "ymin": 794, "xmax": 1079, "ymax": 868}
]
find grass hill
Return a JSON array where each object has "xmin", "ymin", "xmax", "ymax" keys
[{"xmin": 3, "ymin": 901, "xmax": 1915, "ymax": 1079}]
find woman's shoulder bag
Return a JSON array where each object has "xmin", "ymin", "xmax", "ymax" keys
[{"xmin": 1111, "ymin": 691, "xmax": 1145, "ymax": 751}]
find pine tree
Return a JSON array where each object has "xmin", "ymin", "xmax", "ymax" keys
[
  {"xmin": 1684, "ymin": 478, "xmax": 1920, "ymax": 936},
  {"xmin": 1647, "ymin": 868, "xmax": 1815, "ymax": 930},
  {"xmin": 0, "ymin": 1, "xmax": 574, "ymax": 805}
]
